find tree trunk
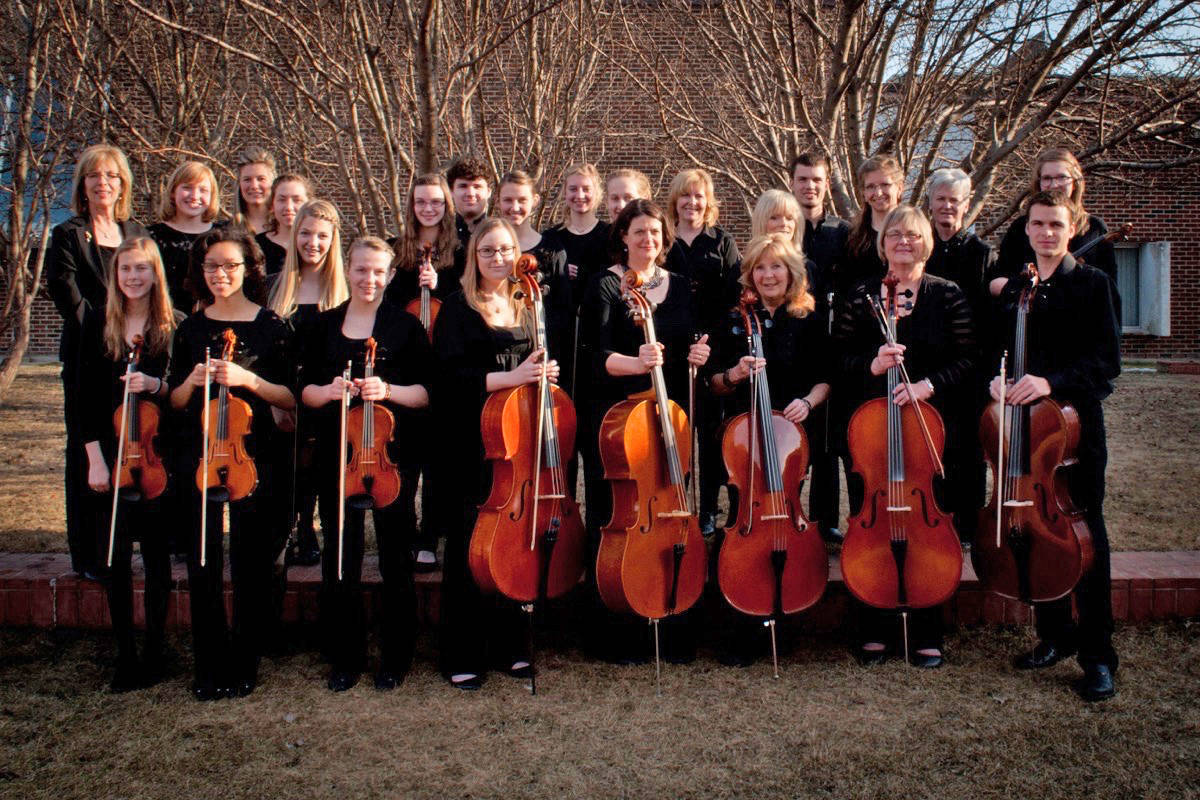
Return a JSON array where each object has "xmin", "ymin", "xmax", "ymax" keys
[{"xmin": 0, "ymin": 298, "xmax": 33, "ymax": 404}]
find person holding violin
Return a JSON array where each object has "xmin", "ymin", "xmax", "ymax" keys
[
  {"xmin": 385, "ymin": 173, "xmax": 464, "ymax": 573},
  {"xmin": 589, "ymin": 198, "xmax": 711, "ymax": 663},
  {"xmin": 432, "ymin": 217, "xmax": 559, "ymax": 690},
  {"xmin": 167, "ymin": 227, "xmax": 295, "ymax": 700},
  {"xmin": 833, "ymin": 205, "xmax": 977, "ymax": 668},
  {"xmin": 301, "ymin": 237, "xmax": 434, "ymax": 692},
  {"xmin": 708, "ymin": 233, "xmax": 831, "ymax": 665},
  {"xmin": 256, "ymin": 173, "xmax": 313, "ymax": 277},
  {"xmin": 46, "ymin": 144, "xmax": 147, "ymax": 581},
  {"xmin": 989, "ymin": 191, "xmax": 1120, "ymax": 702},
  {"xmin": 79, "ymin": 237, "xmax": 178, "ymax": 691}
]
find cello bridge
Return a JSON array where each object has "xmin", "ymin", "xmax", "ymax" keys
[
  {"xmin": 656, "ymin": 510, "xmax": 693, "ymax": 519},
  {"xmin": 885, "ymin": 505, "xmax": 912, "ymax": 512},
  {"xmin": 1003, "ymin": 500, "xmax": 1034, "ymax": 508},
  {"xmin": 759, "ymin": 514, "xmax": 789, "ymax": 521}
]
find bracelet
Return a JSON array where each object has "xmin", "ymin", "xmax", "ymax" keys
[
  {"xmin": 384, "ymin": 382, "xmax": 392, "ymax": 402},
  {"xmin": 923, "ymin": 378, "xmax": 935, "ymax": 395},
  {"xmin": 799, "ymin": 398, "xmax": 812, "ymax": 414}
]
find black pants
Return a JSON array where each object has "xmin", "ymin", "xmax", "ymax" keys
[
  {"xmin": 317, "ymin": 484, "xmax": 418, "ymax": 675},
  {"xmin": 697, "ymin": 391, "xmax": 726, "ymax": 520},
  {"xmin": 94, "ymin": 492, "xmax": 171, "ymax": 668},
  {"xmin": 1032, "ymin": 412, "xmax": 1116, "ymax": 670},
  {"xmin": 63, "ymin": 360, "xmax": 96, "ymax": 574},
  {"xmin": 806, "ymin": 407, "xmax": 841, "ymax": 532},
  {"xmin": 855, "ymin": 603, "xmax": 944, "ymax": 652},
  {"xmin": 186, "ymin": 488, "xmax": 277, "ymax": 688},
  {"xmin": 438, "ymin": 502, "xmax": 527, "ymax": 677}
]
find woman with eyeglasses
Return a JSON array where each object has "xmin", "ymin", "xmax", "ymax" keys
[
  {"xmin": 167, "ymin": 227, "xmax": 295, "ymax": 701},
  {"xmin": 431, "ymin": 218, "xmax": 559, "ymax": 690},
  {"xmin": 46, "ymin": 144, "xmax": 148, "ymax": 581},
  {"xmin": 832, "ymin": 205, "xmax": 976, "ymax": 669}
]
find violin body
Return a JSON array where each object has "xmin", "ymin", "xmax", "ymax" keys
[
  {"xmin": 112, "ymin": 398, "xmax": 168, "ymax": 501},
  {"xmin": 469, "ymin": 382, "xmax": 585, "ymax": 602},
  {"xmin": 405, "ymin": 291, "xmax": 442, "ymax": 343},
  {"xmin": 840, "ymin": 397, "xmax": 962, "ymax": 609},
  {"xmin": 195, "ymin": 392, "xmax": 257, "ymax": 501},
  {"xmin": 344, "ymin": 401, "xmax": 403, "ymax": 509},
  {"xmin": 718, "ymin": 410, "xmax": 827, "ymax": 616},
  {"xmin": 973, "ymin": 397, "xmax": 1093, "ymax": 602},
  {"xmin": 596, "ymin": 394, "xmax": 707, "ymax": 619}
]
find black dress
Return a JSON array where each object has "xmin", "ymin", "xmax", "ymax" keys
[
  {"xmin": 147, "ymin": 221, "xmax": 221, "ymax": 313},
  {"xmin": 991, "ymin": 254, "xmax": 1120, "ymax": 670},
  {"xmin": 77, "ymin": 309, "xmax": 172, "ymax": 681},
  {"xmin": 165, "ymin": 307, "xmax": 294, "ymax": 692},
  {"xmin": 301, "ymin": 301, "xmax": 434, "ymax": 678},
  {"xmin": 256, "ymin": 231, "xmax": 288, "ymax": 277},
  {"xmin": 382, "ymin": 241, "xmax": 467, "ymax": 310},
  {"xmin": 431, "ymin": 290, "xmax": 533, "ymax": 678},
  {"xmin": 833, "ymin": 273, "xmax": 977, "ymax": 652},
  {"xmin": 45, "ymin": 215, "xmax": 147, "ymax": 575}
]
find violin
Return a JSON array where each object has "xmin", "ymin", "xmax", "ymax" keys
[
  {"xmin": 973, "ymin": 264, "xmax": 1093, "ymax": 602},
  {"xmin": 840, "ymin": 275, "xmax": 961, "ymax": 612},
  {"xmin": 469, "ymin": 254, "xmax": 585, "ymax": 604},
  {"xmin": 1071, "ymin": 221, "xmax": 1133, "ymax": 263},
  {"xmin": 343, "ymin": 337, "xmax": 403, "ymax": 510},
  {"xmin": 405, "ymin": 243, "xmax": 442, "ymax": 342},
  {"xmin": 595, "ymin": 269, "xmax": 706, "ymax": 621},
  {"xmin": 197, "ymin": 328, "xmax": 257, "ymax": 565},
  {"xmin": 106, "ymin": 334, "xmax": 168, "ymax": 567},
  {"xmin": 718, "ymin": 294, "xmax": 827, "ymax": 638}
]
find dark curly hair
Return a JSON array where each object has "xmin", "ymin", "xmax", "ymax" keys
[
  {"xmin": 187, "ymin": 225, "xmax": 269, "ymax": 307},
  {"xmin": 608, "ymin": 198, "xmax": 674, "ymax": 267},
  {"xmin": 445, "ymin": 156, "xmax": 492, "ymax": 188}
]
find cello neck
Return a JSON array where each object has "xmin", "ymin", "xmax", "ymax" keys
[
  {"xmin": 885, "ymin": 313, "xmax": 905, "ymax": 484},
  {"xmin": 749, "ymin": 325, "xmax": 784, "ymax": 493},
  {"xmin": 644, "ymin": 313, "xmax": 686, "ymax": 490},
  {"xmin": 530, "ymin": 298, "xmax": 561, "ymax": 470}
]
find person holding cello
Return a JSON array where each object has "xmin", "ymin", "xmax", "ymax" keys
[
  {"xmin": 589, "ymin": 199, "xmax": 711, "ymax": 664},
  {"xmin": 432, "ymin": 217, "xmax": 559, "ymax": 690},
  {"xmin": 833, "ymin": 205, "xmax": 976, "ymax": 668},
  {"xmin": 300, "ymin": 237, "xmax": 434, "ymax": 692},
  {"xmin": 708, "ymin": 233, "xmax": 831, "ymax": 666},
  {"xmin": 987, "ymin": 191, "xmax": 1121, "ymax": 702},
  {"xmin": 79, "ymin": 237, "xmax": 178, "ymax": 691},
  {"xmin": 167, "ymin": 227, "xmax": 295, "ymax": 700}
]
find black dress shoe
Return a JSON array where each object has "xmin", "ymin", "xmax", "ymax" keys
[
  {"xmin": 191, "ymin": 681, "xmax": 217, "ymax": 702},
  {"xmin": 449, "ymin": 673, "xmax": 483, "ymax": 691},
  {"xmin": 236, "ymin": 678, "xmax": 256, "ymax": 698},
  {"xmin": 110, "ymin": 662, "xmax": 144, "ymax": 693},
  {"xmin": 699, "ymin": 513, "xmax": 718, "ymax": 536},
  {"xmin": 1014, "ymin": 641, "xmax": 1076, "ymax": 670},
  {"xmin": 374, "ymin": 670, "xmax": 403, "ymax": 690},
  {"xmin": 855, "ymin": 646, "xmax": 888, "ymax": 666},
  {"xmin": 822, "ymin": 527, "xmax": 845, "ymax": 545},
  {"xmin": 327, "ymin": 671, "xmax": 358, "ymax": 693},
  {"xmin": 413, "ymin": 549, "xmax": 439, "ymax": 573},
  {"xmin": 1077, "ymin": 664, "xmax": 1116, "ymax": 702},
  {"xmin": 503, "ymin": 662, "xmax": 533, "ymax": 680},
  {"xmin": 910, "ymin": 651, "xmax": 945, "ymax": 669}
]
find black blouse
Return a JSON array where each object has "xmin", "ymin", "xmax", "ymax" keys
[
  {"xmin": 165, "ymin": 308, "xmax": 294, "ymax": 469},
  {"xmin": 255, "ymin": 232, "xmax": 288, "ymax": 277},
  {"xmin": 833, "ymin": 274, "xmax": 977, "ymax": 429},
  {"xmin": 545, "ymin": 221, "xmax": 612, "ymax": 303},
  {"xmin": 147, "ymin": 222, "xmax": 221, "ymax": 313},
  {"xmin": 591, "ymin": 269, "xmax": 695, "ymax": 415},
  {"xmin": 664, "ymin": 226, "xmax": 741, "ymax": 335},
  {"xmin": 77, "ymin": 308, "xmax": 172, "ymax": 455},
  {"xmin": 300, "ymin": 301, "xmax": 434, "ymax": 473},
  {"xmin": 382, "ymin": 240, "xmax": 467, "ymax": 310}
]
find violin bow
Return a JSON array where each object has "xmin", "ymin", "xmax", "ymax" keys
[
  {"xmin": 200, "ymin": 347, "xmax": 211, "ymax": 567},
  {"xmin": 337, "ymin": 361, "xmax": 351, "ymax": 582},
  {"xmin": 995, "ymin": 351, "xmax": 1007, "ymax": 550},
  {"xmin": 107, "ymin": 344, "xmax": 137, "ymax": 568},
  {"xmin": 865, "ymin": 283, "xmax": 945, "ymax": 478}
]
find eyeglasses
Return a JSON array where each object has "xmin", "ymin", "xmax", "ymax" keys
[
  {"xmin": 884, "ymin": 230, "xmax": 922, "ymax": 242},
  {"xmin": 1040, "ymin": 174, "xmax": 1074, "ymax": 186},
  {"xmin": 202, "ymin": 261, "xmax": 245, "ymax": 274},
  {"xmin": 477, "ymin": 245, "xmax": 516, "ymax": 259},
  {"xmin": 86, "ymin": 171, "xmax": 121, "ymax": 183},
  {"xmin": 414, "ymin": 199, "xmax": 446, "ymax": 209}
]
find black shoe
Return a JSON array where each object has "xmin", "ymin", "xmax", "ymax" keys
[
  {"xmin": 236, "ymin": 678, "xmax": 257, "ymax": 698},
  {"xmin": 910, "ymin": 651, "xmax": 945, "ymax": 669},
  {"xmin": 374, "ymin": 670, "xmax": 403, "ymax": 691},
  {"xmin": 822, "ymin": 527, "xmax": 845, "ymax": 544},
  {"xmin": 191, "ymin": 680, "xmax": 218, "ymax": 702},
  {"xmin": 699, "ymin": 513, "xmax": 718, "ymax": 536},
  {"xmin": 110, "ymin": 662, "xmax": 144, "ymax": 693},
  {"xmin": 327, "ymin": 671, "xmax": 358, "ymax": 693},
  {"xmin": 1014, "ymin": 641, "xmax": 1076, "ymax": 670},
  {"xmin": 503, "ymin": 661, "xmax": 533, "ymax": 680},
  {"xmin": 413, "ymin": 549, "xmax": 439, "ymax": 573},
  {"xmin": 855, "ymin": 645, "xmax": 888, "ymax": 666},
  {"xmin": 716, "ymin": 649, "xmax": 757, "ymax": 668},
  {"xmin": 1077, "ymin": 664, "xmax": 1116, "ymax": 702},
  {"xmin": 449, "ymin": 673, "xmax": 483, "ymax": 691}
]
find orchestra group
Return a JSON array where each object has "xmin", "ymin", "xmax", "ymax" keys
[{"xmin": 44, "ymin": 143, "xmax": 1122, "ymax": 704}]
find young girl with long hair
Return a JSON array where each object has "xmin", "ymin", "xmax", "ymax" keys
[
  {"xmin": 256, "ymin": 173, "xmax": 312, "ymax": 276},
  {"xmin": 233, "ymin": 147, "xmax": 276, "ymax": 234}
]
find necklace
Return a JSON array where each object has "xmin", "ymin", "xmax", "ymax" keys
[{"xmin": 625, "ymin": 264, "xmax": 665, "ymax": 290}]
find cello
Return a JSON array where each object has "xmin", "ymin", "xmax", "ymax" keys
[
  {"xmin": 106, "ymin": 334, "xmax": 168, "ymax": 567},
  {"xmin": 839, "ymin": 276, "xmax": 961, "ymax": 652},
  {"xmin": 718, "ymin": 292, "xmax": 828, "ymax": 674},
  {"xmin": 405, "ymin": 243, "xmax": 442, "ymax": 342},
  {"xmin": 973, "ymin": 265, "xmax": 1093, "ymax": 602},
  {"xmin": 196, "ymin": 328, "xmax": 257, "ymax": 566},
  {"xmin": 596, "ymin": 269, "xmax": 707, "ymax": 628},
  {"xmin": 469, "ymin": 254, "xmax": 586, "ymax": 604}
]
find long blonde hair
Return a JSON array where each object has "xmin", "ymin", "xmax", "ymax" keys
[
  {"xmin": 740, "ymin": 234, "xmax": 815, "ymax": 318},
  {"xmin": 751, "ymin": 189, "xmax": 804, "ymax": 248},
  {"xmin": 461, "ymin": 218, "xmax": 530, "ymax": 328},
  {"xmin": 71, "ymin": 144, "xmax": 134, "ymax": 221},
  {"xmin": 268, "ymin": 199, "xmax": 348, "ymax": 318},
  {"xmin": 103, "ymin": 237, "xmax": 176, "ymax": 359},
  {"xmin": 233, "ymin": 147, "xmax": 276, "ymax": 225},
  {"xmin": 395, "ymin": 173, "xmax": 457, "ymax": 273}
]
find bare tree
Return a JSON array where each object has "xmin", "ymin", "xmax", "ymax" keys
[{"xmin": 623, "ymin": 0, "xmax": 1200, "ymax": 226}]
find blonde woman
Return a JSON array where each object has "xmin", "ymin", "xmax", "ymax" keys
[
  {"xmin": 256, "ymin": 173, "xmax": 312, "ymax": 276},
  {"xmin": 46, "ymin": 143, "xmax": 147, "ymax": 580},
  {"xmin": 605, "ymin": 168, "xmax": 652, "ymax": 222},
  {"xmin": 233, "ymin": 147, "xmax": 276, "ymax": 233},
  {"xmin": 148, "ymin": 160, "xmax": 224, "ymax": 311}
]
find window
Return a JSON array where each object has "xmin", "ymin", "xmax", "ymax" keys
[{"xmin": 1115, "ymin": 242, "xmax": 1170, "ymax": 336}]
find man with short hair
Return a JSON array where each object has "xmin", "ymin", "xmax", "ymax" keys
[
  {"xmin": 445, "ymin": 157, "xmax": 493, "ymax": 248},
  {"xmin": 988, "ymin": 191, "xmax": 1120, "ymax": 702}
]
